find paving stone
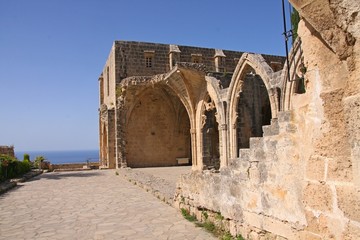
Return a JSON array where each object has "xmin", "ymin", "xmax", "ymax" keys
[{"xmin": 0, "ymin": 170, "xmax": 215, "ymax": 240}]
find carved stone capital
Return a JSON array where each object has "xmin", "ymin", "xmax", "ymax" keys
[{"xmin": 220, "ymin": 124, "xmax": 227, "ymax": 130}]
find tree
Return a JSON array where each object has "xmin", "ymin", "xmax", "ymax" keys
[
  {"xmin": 291, "ymin": 8, "xmax": 300, "ymax": 43},
  {"xmin": 23, "ymin": 153, "xmax": 30, "ymax": 161},
  {"xmin": 34, "ymin": 156, "xmax": 46, "ymax": 169}
]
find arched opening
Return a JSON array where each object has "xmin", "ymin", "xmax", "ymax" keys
[
  {"xmin": 126, "ymin": 86, "xmax": 191, "ymax": 167},
  {"xmin": 202, "ymin": 97, "xmax": 220, "ymax": 170},
  {"xmin": 236, "ymin": 74, "xmax": 272, "ymax": 152}
]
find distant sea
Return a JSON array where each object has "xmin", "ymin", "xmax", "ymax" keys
[{"xmin": 15, "ymin": 150, "xmax": 99, "ymax": 164}]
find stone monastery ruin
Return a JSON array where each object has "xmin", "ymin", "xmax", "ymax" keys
[{"xmin": 99, "ymin": 0, "xmax": 360, "ymax": 238}]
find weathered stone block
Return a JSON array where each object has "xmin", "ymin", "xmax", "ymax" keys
[
  {"xmin": 262, "ymin": 215, "xmax": 298, "ymax": 239},
  {"xmin": 229, "ymin": 220, "xmax": 238, "ymax": 237},
  {"xmin": 286, "ymin": 123, "xmax": 298, "ymax": 133},
  {"xmin": 302, "ymin": 182, "xmax": 333, "ymax": 212},
  {"xmin": 327, "ymin": 156, "xmax": 353, "ymax": 182},
  {"xmin": 306, "ymin": 155, "xmax": 325, "ymax": 181},
  {"xmin": 336, "ymin": 185, "xmax": 360, "ymax": 222},
  {"xmin": 262, "ymin": 124, "xmax": 280, "ymax": 137},
  {"xmin": 249, "ymin": 137, "xmax": 263, "ymax": 152},
  {"xmin": 262, "ymin": 125, "xmax": 272, "ymax": 137},
  {"xmin": 249, "ymin": 231, "xmax": 260, "ymax": 240},
  {"xmin": 239, "ymin": 149, "xmax": 250, "ymax": 161},
  {"xmin": 278, "ymin": 111, "xmax": 293, "ymax": 123},
  {"xmin": 342, "ymin": 222, "xmax": 360, "ymax": 240},
  {"xmin": 249, "ymin": 164, "xmax": 261, "ymax": 184},
  {"xmin": 299, "ymin": 231, "xmax": 322, "ymax": 240},
  {"xmin": 304, "ymin": 210, "xmax": 320, "ymax": 233},
  {"xmin": 243, "ymin": 211, "xmax": 263, "ymax": 229}
]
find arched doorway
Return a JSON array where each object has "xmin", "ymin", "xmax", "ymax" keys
[
  {"xmin": 236, "ymin": 73, "xmax": 272, "ymax": 151},
  {"xmin": 126, "ymin": 86, "xmax": 191, "ymax": 167}
]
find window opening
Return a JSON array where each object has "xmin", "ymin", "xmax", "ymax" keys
[
  {"xmin": 145, "ymin": 56, "xmax": 152, "ymax": 68},
  {"xmin": 144, "ymin": 50, "xmax": 155, "ymax": 68},
  {"xmin": 191, "ymin": 54, "xmax": 202, "ymax": 64}
]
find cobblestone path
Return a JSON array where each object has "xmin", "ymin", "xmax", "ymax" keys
[{"xmin": 0, "ymin": 170, "xmax": 215, "ymax": 240}]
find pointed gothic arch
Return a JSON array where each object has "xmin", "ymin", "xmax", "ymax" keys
[
  {"xmin": 228, "ymin": 53, "xmax": 276, "ymax": 158},
  {"xmin": 125, "ymin": 85, "xmax": 191, "ymax": 167}
]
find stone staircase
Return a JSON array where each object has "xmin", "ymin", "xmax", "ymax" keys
[{"xmin": 228, "ymin": 110, "xmax": 297, "ymax": 178}]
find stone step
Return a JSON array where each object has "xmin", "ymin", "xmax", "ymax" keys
[
  {"xmin": 262, "ymin": 119, "xmax": 279, "ymax": 136},
  {"xmin": 239, "ymin": 148, "xmax": 250, "ymax": 162},
  {"xmin": 249, "ymin": 137, "xmax": 263, "ymax": 149},
  {"xmin": 277, "ymin": 110, "xmax": 293, "ymax": 123},
  {"xmin": 228, "ymin": 158, "xmax": 242, "ymax": 169}
]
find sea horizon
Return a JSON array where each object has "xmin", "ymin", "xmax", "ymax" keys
[{"xmin": 15, "ymin": 149, "xmax": 100, "ymax": 164}]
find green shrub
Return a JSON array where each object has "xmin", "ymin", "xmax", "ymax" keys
[
  {"xmin": 236, "ymin": 235, "xmax": 245, "ymax": 240},
  {"xmin": 34, "ymin": 156, "xmax": 45, "ymax": 169},
  {"xmin": 181, "ymin": 208, "xmax": 197, "ymax": 222},
  {"xmin": 222, "ymin": 232, "xmax": 232, "ymax": 240},
  {"xmin": 23, "ymin": 153, "xmax": 30, "ymax": 161},
  {"xmin": 0, "ymin": 154, "xmax": 31, "ymax": 181}
]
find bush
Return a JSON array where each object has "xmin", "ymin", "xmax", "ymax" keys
[
  {"xmin": 34, "ymin": 156, "xmax": 45, "ymax": 169},
  {"xmin": 0, "ymin": 154, "xmax": 31, "ymax": 181},
  {"xmin": 23, "ymin": 153, "xmax": 30, "ymax": 161}
]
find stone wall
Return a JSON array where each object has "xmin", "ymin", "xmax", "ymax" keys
[
  {"xmin": 111, "ymin": 41, "xmax": 285, "ymax": 82},
  {"xmin": 98, "ymin": 4, "xmax": 360, "ymax": 236},
  {"xmin": 174, "ymin": 111, "xmax": 308, "ymax": 239},
  {"xmin": 0, "ymin": 146, "xmax": 15, "ymax": 158},
  {"xmin": 172, "ymin": 2, "xmax": 360, "ymax": 238},
  {"xmin": 49, "ymin": 162, "xmax": 99, "ymax": 171}
]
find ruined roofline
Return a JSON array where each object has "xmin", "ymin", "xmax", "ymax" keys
[
  {"xmin": 113, "ymin": 40, "xmax": 286, "ymax": 59},
  {"xmin": 117, "ymin": 63, "xmax": 207, "ymax": 88}
]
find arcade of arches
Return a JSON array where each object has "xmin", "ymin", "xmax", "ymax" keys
[
  {"xmin": 99, "ymin": 64, "xmax": 275, "ymax": 171},
  {"xmin": 100, "ymin": 1, "xmax": 360, "ymax": 236}
]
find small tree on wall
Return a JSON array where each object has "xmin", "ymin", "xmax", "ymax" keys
[{"xmin": 291, "ymin": 8, "xmax": 300, "ymax": 43}]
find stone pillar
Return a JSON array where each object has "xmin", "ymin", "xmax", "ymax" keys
[
  {"xmin": 220, "ymin": 123, "xmax": 228, "ymax": 168},
  {"xmin": 190, "ymin": 128, "xmax": 199, "ymax": 170},
  {"xmin": 107, "ymin": 109, "xmax": 116, "ymax": 168},
  {"xmin": 99, "ymin": 104, "xmax": 109, "ymax": 167},
  {"xmin": 116, "ymin": 95, "xmax": 127, "ymax": 168},
  {"xmin": 169, "ymin": 45, "xmax": 181, "ymax": 70},
  {"xmin": 231, "ymin": 122, "xmax": 238, "ymax": 158},
  {"xmin": 214, "ymin": 49, "xmax": 226, "ymax": 72}
]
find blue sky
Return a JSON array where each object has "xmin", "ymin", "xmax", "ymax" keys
[{"xmin": 0, "ymin": 0, "xmax": 292, "ymax": 152}]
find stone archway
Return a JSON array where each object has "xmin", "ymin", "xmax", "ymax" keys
[
  {"xmin": 125, "ymin": 85, "xmax": 191, "ymax": 167},
  {"xmin": 236, "ymin": 73, "xmax": 271, "ymax": 150},
  {"xmin": 228, "ymin": 54, "xmax": 276, "ymax": 158}
]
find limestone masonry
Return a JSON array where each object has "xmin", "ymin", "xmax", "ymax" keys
[
  {"xmin": 0, "ymin": 145, "xmax": 15, "ymax": 157},
  {"xmin": 99, "ymin": 0, "xmax": 360, "ymax": 238}
]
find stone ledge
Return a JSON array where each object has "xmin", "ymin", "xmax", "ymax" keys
[{"xmin": 118, "ymin": 168, "xmax": 175, "ymax": 206}]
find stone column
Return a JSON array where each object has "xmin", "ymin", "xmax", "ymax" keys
[
  {"xmin": 116, "ymin": 95, "xmax": 127, "ymax": 168},
  {"xmin": 220, "ymin": 123, "xmax": 228, "ymax": 168},
  {"xmin": 232, "ymin": 122, "xmax": 238, "ymax": 158},
  {"xmin": 190, "ymin": 128, "xmax": 199, "ymax": 170}
]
